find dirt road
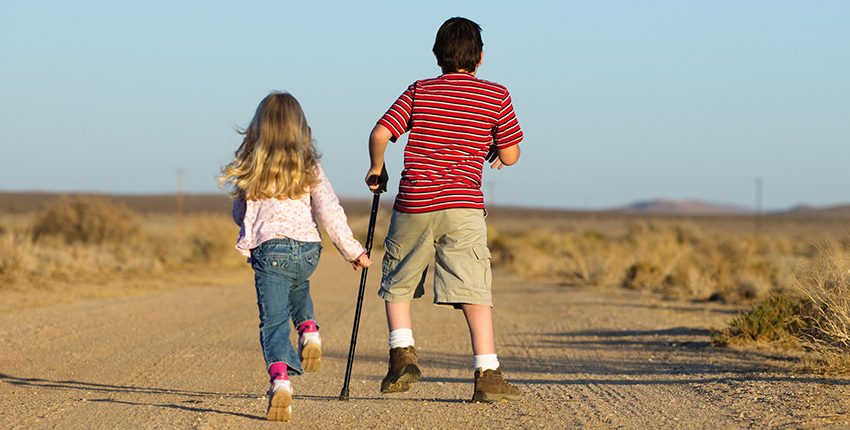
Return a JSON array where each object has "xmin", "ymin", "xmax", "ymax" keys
[{"xmin": 2, "ymin": 252, "xmax": 849, "ymax": 429}]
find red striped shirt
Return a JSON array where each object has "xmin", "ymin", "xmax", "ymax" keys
[{"xmin": 378, "ymin": 73, "xmax": 523, "ymax": 213}]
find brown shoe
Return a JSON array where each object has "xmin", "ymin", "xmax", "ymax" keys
[
  {"xmin": 472, "ymin": 367, "xmax": 522, "ymax": 402},
  {"xmin": 380, "ymin": 346, "xmax": 421, "ymax": 393}
]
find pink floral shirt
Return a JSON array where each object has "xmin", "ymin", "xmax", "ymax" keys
[{"xmin": 232, "ymin": 163, "xmax": 365, "ymax": 262}]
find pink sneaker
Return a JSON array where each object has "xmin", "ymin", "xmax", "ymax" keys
[
  {"xmin": 266, "ymin": 378, "xmax": 292, "ymax": 421},
  {"xmin": 299, "ymin": 332, "xmax": 322, "ymax": 372}
]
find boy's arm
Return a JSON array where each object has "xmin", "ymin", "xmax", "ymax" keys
[{"xmin": 366, "ymin": 124, "xmax": 392, "ymax": 193}]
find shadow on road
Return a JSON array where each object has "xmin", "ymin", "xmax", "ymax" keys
[{"xmin": 0, "ymin": 373, "xmax": 265, "ymax": 421}]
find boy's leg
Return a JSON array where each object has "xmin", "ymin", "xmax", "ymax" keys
[
  {"xmin": 386, "ymin": 301, "xmax": 412, "ymax": 332},
  {"xmin": 461, "ymin": 303, "xmax": 522, "ymax": 402},
  {"xmin": 381, "ymin": 300, "xmax": 421, "ymax": 393},
  {"xmin": 431, "ymin": 209, "xmax": 522, "ymax": 402},
  {"xmin": 378, "ymin": 210, "xmax": 432, "ymax": 393},
  {"xmin": 460, "ymin": 304, "xmax": 495, "ymax": 355}
]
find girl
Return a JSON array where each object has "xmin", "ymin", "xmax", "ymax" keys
[{"xmin": 218, "ymin": 92, "xmax": 371, "ymax": 421}]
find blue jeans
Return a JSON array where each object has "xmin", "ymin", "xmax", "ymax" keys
[{"xmin": 251, "ymin": 238, "xmax": 322, "ymax": 376}]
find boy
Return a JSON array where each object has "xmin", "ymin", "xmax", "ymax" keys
[{"xmin": 365, "ymin": 17, "xmax": 523, "ymax": 402}]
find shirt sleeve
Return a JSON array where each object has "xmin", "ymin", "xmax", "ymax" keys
[
  {"xmin": 311, "ymin": 164, "xmax": 366, "ymax": 262},
  {"xmin": 232, "ymin": 195, "xmax": 254, "ymax": 262},
  {"xmin": 232, "ymin": 196, "xmax": 246, "ymax": 227},
  {"xmin": 493, "ymin": 89, "xmax": 523, "ymax": 150},
  {"xmin": 377, "ymin": 83, "xmax": 415, "ymax": 142}
]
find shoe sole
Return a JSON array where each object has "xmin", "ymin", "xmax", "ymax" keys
[
  {"xmin": 266, "ymin": 390, "xmax": 292, "ymax": 421},
  {"xmin": 380, "ymin": 364, "xmax": 421, "ymax": 393},
  {"xmin": 471, "ymin": 391, "xmax": 523, "ymax": 403},
  {"xmin": 300, "ymin": 342, "xmax": 322, "ymax": 372}
]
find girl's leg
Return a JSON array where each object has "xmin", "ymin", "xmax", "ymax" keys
[
  {"xmin": 289, "ymin": 279, "xmax": 317, "ymax": 331},
  {"xmin": 289, "ymin": 241, "xmax": 321, "ymax": 329},
  {"xmin": 288, "ymin": 241, "xmax": 322, "ymax": 372},
  {"xmin": 252, "ymin": 240, "xmax": 310, "ymax": 377},
  {"xmin": 254, "ymin": 266, "xmax": 301, "ymax": 375}
]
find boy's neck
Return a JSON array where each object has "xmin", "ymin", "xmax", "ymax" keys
[{"xmin": 446, "ymin": 69, "xmax": 477, "ymax": 77}]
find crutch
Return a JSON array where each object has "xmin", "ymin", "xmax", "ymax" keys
[{"xmin": 339, "ymin": 189, "xmax": 381, "ymax": 401}]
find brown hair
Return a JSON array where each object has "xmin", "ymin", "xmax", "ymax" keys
[
  {"xmin": 218, "ymin": 92, "xmax": 320, "ymax": 200},
  {"xmin": 432, "ymin": 17, "xmax": 483, "ymax": 74}
]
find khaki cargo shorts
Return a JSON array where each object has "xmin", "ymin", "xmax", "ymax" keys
[{"xmin": 378, "ymin": 208, "xmax": 492, "ymax": 308}]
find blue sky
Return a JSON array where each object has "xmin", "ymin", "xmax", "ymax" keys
[{"xmin": 1, "ymin": 1, "xmax": 847, "ymax": 210}]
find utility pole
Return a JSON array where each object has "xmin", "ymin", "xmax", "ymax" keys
[
  {"xmin": 177, "ymin": 169, "xmax": 185, "ymax": 228},
  {"xmin": 486, "ymin": 181, "xmax": 495, "ymax": 207},
  {"xmin": 754, "ymin": 177, "xmax": 762, "ymax": 238}
]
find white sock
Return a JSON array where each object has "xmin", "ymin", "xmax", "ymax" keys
[
  {"xmin": 388, "ymin": 328, "xmax": 415, "ymax": 349},
  {"xmin": 474, "ymin": 354, "xmax": 500, "ymax": 371}
]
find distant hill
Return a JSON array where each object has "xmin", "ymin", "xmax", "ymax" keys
[
  {"xmin": 0, "ymin": 192, "xmax": 233, "ymax": 214},
  {"xmin": 615, "ymin": 199, "xmax": 752, "ymax": 215},
  {"xmin": 2, "ymin": 192, "xmax": 849, "ymax": 219},
  {"xmin": 778, "ymin": 203, "xmax": 850, "ymax": 219}
]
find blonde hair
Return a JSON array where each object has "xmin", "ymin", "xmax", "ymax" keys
[{"xmin": 218, "ymin": 92, "xmax": 320, "ymax": 200}]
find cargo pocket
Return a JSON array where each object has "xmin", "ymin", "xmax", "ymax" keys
[
  {"xmin": 472, "ymin": 245, "xmax": 492, "ymax": 290},
  {"xmin": 472, "ymin": 245, "xmax": 491, "ymax": 261},
  {"xmin": 382, "ymin": 238, "xmax": 401, "ymax": 279}
]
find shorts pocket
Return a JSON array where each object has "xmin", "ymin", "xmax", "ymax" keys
[
  {"xmin": 472, "ymin": 245, "xmax": 491, "ymax": 261},
  {"xmin": 384, "ymin": 238, "xmax": 401, "ymax": 259},
  {"xmin": 382, "ymin": 238, "xmax": 401, "ymax": 280}
]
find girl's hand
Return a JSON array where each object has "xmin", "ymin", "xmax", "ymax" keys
[{"xmin": 350, "ymin": 253, "xmax": 373, "ymax": 271}]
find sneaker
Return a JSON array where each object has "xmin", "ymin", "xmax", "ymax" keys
[
  {"xmin": 299, "ymin": 332, "xmax": 322, "ymax": 372},
  {"xmin": 266, "ymin": 378, "xmax": 292, "ymax": 421},
  {"xmin": 472, "ymin": 367, "xmax": 522, "ymax": 403},
  {"xmin": 380, "ymin": 346, "xmax": 421, "ymax": 393}
]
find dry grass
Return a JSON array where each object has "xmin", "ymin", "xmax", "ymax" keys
[
  {"xmin": 793, "ymin": 243, "xmax": 850, "ymax": 356},
  {"xmin": 709, "ymin": 242, "xmax": 850, "ymax": 373},
  {"xmin": 487, "ymin": 217, "xmax": 833, "ymax": 303},
  {"xmin": 0, "ymin": 197, "xmax": 246, "ymax": 303},
  {"xmin": 32, "ymin": 195, "xmax": 142, "ymax": 244}
]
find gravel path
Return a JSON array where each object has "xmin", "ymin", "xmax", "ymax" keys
[{"xmin": 2, "ymin": 252, "xmax": 849, "ymax": 429}]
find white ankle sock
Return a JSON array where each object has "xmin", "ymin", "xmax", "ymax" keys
[
  {"xmin": 388, "ymin": 328, "xmax": 414, "ymax": 349},
  {"xmin": 474, "ymin": 354, "xmax": 500, "ymax": 371}
]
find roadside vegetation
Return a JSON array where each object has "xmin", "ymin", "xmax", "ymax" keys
[
  {"xmin": 486, "ymin": 217, "xmax": 850, "ymax": 373},
  {"xmin": 0, "ymin": 195, "xmax": 244, "ymax": 292},
  {"xmin": 487, "ymin": 220, "xmax": 841, "ymax": 302},
  {"xmin": 3, "ymin": 193, "xmax": 850, "ymax": 372}
]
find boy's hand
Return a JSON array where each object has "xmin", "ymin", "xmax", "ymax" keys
[
  {"xmin": 489, "ymin": 144, "xmax": 520, "ymax": 170},
  {"xmin": 365, "ymin": 163, "xmax": 389, "ymax": 194},
  {"xmin": 351, "ymin": 253, "xmax": 373, "ymax": 271}
]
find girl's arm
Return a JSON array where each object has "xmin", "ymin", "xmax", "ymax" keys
[
  {"xmin": 232, "ymin": 196, "xmax": 246, "ymax": 227},
  {"xmin": 311, "ymin": 164, "xmax": 369, "ymax": 264}
]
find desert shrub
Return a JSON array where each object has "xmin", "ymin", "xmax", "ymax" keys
[
  {"xmin": 185, "ymin": 214, "xmax": 240, "ymax": 264},
  {"xmin": 794, "ymin": 243, "xmax": 850, "ymax": 348},
  {"xmin": 711, "ymin": 292, "xmax": 814, "ymax": 346},
  {"xmin": 0, "ymin": 230, "xmax": 36, "ymax": 279},
  {"xmin": 140, "ymin": 213, "xmax": 241, "ymax": 267},
  {"xmin": 32, "ymin": 196, "xmax": 141, "ymax": 244}
]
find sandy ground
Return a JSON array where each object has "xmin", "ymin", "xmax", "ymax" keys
[{"xmin": 2, "ymin": 251, "xmax": 850, "ymax": 429}]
